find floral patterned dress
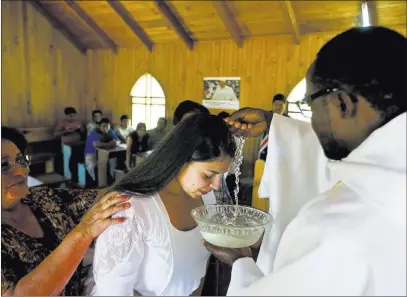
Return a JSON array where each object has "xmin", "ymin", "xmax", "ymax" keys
[{"xmin": 1, "ymin": 186, "xmax": 98, "ymax": 295}]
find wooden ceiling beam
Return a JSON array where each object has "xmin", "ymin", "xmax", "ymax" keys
[
  {"xmin": 212, "ymin": 1, "xmax": 244, "ymax": 48},
  {"xmin": 365, "ymin": 0, "xmax": 378, "ymax": 26},
  {"xmin": 154, "ymin": 0, "xmax": 194, "ymax": 50},
  {"xmin": 64, "ymin": 0, "xmax": 118, "ymax": 53},
  {"xmin": 29, "ymin": 1, "xmax": 87, "ymax": 55},
  {"xmin": 107, "ymin": 1, "xmax": 154, "ymax": 52},
  {"xmin": 280, "ymin": 1, "xmax": 300, "ymax": 44}
]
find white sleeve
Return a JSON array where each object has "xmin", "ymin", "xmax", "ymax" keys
[
  {"xmin": 231, "ymin": 89, "xmax": 238, "ymax": 101},
  {"xmin": 228, "ymin": 226, "xmax": 369, "ymax": 296},
  {"xmin": 91, "ymin": 206, "xmax": 145, "ymax": 296}
]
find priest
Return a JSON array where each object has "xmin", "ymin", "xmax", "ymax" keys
[{"xmin": 204, "ymin": 26, "xmax": 406, "ymax": 296}]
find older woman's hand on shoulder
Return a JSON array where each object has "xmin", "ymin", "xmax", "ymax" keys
[{"xmin": 73, "ymin": 191, "xmax": 131, "ymax": 240}]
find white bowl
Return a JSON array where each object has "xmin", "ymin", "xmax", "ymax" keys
[{"xmin": 191, "ymin": 205, "xmax": 273, "ymax": 248}]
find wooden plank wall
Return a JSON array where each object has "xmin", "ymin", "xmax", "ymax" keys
[
  {"xmin": 85, "ymin": 32, "xmax": 337, "ymax": 176},
  {"xmin": 2, "ymin": 0, "xmax": 405, "ymax": 176},
  {"xmin": 86, "ymin": 25, "xmax": 405, "ymax": 176},
  {"xmin": 1, "ymin": 1, "xmax": 88, "ymax": 128}
]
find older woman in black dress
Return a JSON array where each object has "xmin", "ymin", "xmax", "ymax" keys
[{"xmin": 1, "ymin": 127, "xmax": 131, "ymax": 296}]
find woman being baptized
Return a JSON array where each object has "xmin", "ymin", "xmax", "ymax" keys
[{"xmin": 86, "ymin": 114, "xmax": 236, "ymax": 296}]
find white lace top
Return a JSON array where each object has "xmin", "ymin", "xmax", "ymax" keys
[{"xmin": 86, "ymin": 191, "xmax": 216, "ymax": 296}]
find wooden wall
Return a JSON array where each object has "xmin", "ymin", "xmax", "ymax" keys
[
  {"xmin": 1, "ymin": 1, "xmax": 88, "ymax": 128},
  {"xmin": 2, "ymin": 0, "xmax": 405, "ymax": 176},
  {"xmin": 86, "ymin": 25, "xmax": 405, "ymax": 176},
  {"xmin": 85, "ymin": 32, "xmax": 341, "ymax": 176}
]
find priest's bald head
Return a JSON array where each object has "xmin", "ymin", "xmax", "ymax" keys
[{"xmin": 306, "ymin": 26, "xmax": 407, "ymax": 160}]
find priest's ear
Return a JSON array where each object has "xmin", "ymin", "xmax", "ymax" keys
[{"xmin": 330, "ymin": 90, "xmax": 359, "ymax": 118}]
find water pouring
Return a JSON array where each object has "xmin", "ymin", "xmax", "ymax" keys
[{"xmin": 192, "ymin": 136, "xmax": 273, "ymax": 248}]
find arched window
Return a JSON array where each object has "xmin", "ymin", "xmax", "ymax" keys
[
  {"xmin": 287, "ymin": 78, "xmax": 311, "ymax": 122},
  {"xmin": 130, "ymin": 74, "xmax": 166, "ymax": 130}
]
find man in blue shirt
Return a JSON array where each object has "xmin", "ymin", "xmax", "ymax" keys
[{"xmin": 85, "ymin": 117, "xmax": 119, "ymax": 181}]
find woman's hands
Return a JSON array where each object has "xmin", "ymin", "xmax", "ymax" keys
[{"xmin": 73, "ymin": 191, "xmax": 131, "ymax": 241}]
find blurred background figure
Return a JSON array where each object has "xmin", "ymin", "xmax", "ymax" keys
[
  {"xmin": 53, "ymin": 107, "xmax": 84, "ymax": 144},
  {"xmin": 86, "ymin": 110, "xmax": 103, "ymax": 136},
  {"xmin": 115, "ymin": 114, "xmax": 133, "ymax": 143},
  {"xmin": 85, "ymin": 118, "xmax": 119, "ymax": 181},
  {"xmin": 272, "ymin": 94, "xmax": 288, "ymax": 116},
  {"xmin": 147, "ymin": 117, "xmax": 167, "ymax": 149},
  {"xmin": 126, "ymin": 122, "xmax": 150, "ymax": 170}
]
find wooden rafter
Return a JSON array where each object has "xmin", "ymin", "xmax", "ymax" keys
[
  {"xmin": 107, "ymin": 1, "xmax": 154, "ymax": 52},
  {"xmin": 64, "ymin": 0, "xmax": 118, "ymax": 52},
  {"xmin": 154, "ymin": 0, "xmax": 194, "ymax": 50},
  {"xmin": 212, "ymin": 1, "xmax": 244, "ymax": 48},
  {"xmin": 280, "ymin": 1, "xmax": 300, "ymax": 44},
  {"xmin": 365, "ymin": 0, "xmax": 378, "ymax": 26},
  {"xmin": 29, "ymin": 0, "xmax": 87, "ymax": 55}
]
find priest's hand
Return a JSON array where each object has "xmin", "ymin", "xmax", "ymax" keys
[
  {"xmin": 224, "ymin": 108, "xmax": 273, "ymax": 138},
  {"xmin": 203, "ymin": 240, "xmax": 252, "ymax": 266}
]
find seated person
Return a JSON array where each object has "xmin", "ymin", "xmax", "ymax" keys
[
  {"xmin": 86, "ymin": 109, "xmax": 103, "ymax": 136},
  {"xmin": 173, "ymin": 100, "xmax": 209, "ymax": 126},
  {"xmin": 114, "ymin": 114, "xmax": 133, "ymax": 143},
  {"xmin": 259, "ymin": 94, "xmax": 290, "ymax": 161},
  {"xmin": 271, "ymin": 93, "xmax": 288, "ymax": 116},
  {"xmin": 126, "ymin": 123, "xmax": 149, "ymax": 170},
  {"xmin": 147, "ymin": 117, "xmax": 167, "ymax": 149},
  {"xmin": 53, "ymin": 107, "xmax": 84, "ymax": 144},
  {"xmin": 85, "ymin": 118, "xmax": 119, "ymax": 181},
  {"xmin": 1, "ymin": 126, "xmax": 130, "ymax": 296}
]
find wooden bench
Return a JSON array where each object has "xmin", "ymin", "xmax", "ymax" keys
[
  {"xmin": 17, "ymin": 127, "xmax": 68, "ymax": 187},
  {"xmin": 19, "ymin": 127, "xmax": 57, "ymax": 144},
  {"xmin": 34, "ymin": 173, "xmax": 70, "ymax": 188},
  {"xmin": 31, "ymin": 152, "xmax": 56, "ymax": 173},
  {"xmin": 62, "ymin": 141, "xmax": 85, "ymax": 182}
]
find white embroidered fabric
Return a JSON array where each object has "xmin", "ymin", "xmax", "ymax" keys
[
  {"xmin": 93, "ymin": 206, "xmax": 144, "ymax": 280},
  {"xmin": 89, "ymin": 201, "xmax": 146, "ymax": 296},
  {"xmin": 86, "ymin": 193, "xmax": 214, "ymax": 296}
]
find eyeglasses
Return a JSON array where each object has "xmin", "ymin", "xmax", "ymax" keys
[
  {"xmin": 1, "ymin": 154, "xmax": 31, "ymax": 173},
  {"xmin": 294, "ymin": 88, "xmax": 339, "ymax": 118}
]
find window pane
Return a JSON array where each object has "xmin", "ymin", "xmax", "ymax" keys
[
  {"xmin": 132, "ymin": 97, "xmax": 147, "ymax": 104},
  {"xmin": 288, "ymin": 102, "xmax": 301, "ymax": 112},
  {"xmin": 151, "ymin": 98, "xmax": 165, "ymax": 105},
  {"xmin": 149, "ymin": 105, "xmax": 166, "ymax": 130},
  {"xmin": 130, "ymin": 76, "xmax": 147, "ymax": 97},
  {"xmin": 302, "ymin": 110, "xmax": 312, "ymax": 118},
  {"xmin": 132, "ymin": 104, "xmax": 147, "ymax": 129},
  {"xmin": 287, "ymin": 78, "xmax": 311, "ymax": 122},
  {"xmin": 151, "ymin": 77, "xmax": 165, "ymax": 97},
  {"xmin": 289, "ymin": 112, "xmax": 310, "ymax": 122},
  {"xmin": 146, "ymin": 74, "xmax": 152, "ymax": 98},
  {"xmin": 298, "ymin": 103, "xmax": 311, "ymax": 111},
  {"xmin": 131, "ymin": 74, "xmax": 166, "ymax": 130},
  {"xmin": 287, "ymin": 78, "xmax": 306, "ymax": 103}
]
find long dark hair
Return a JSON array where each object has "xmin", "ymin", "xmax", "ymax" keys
[
  {"xmin": 173, "ymin": 100, "xmax": 210, "ymax": 126},
  {"xmin": 111, "ymin": 114, "xmax": 236, "ymax": 195}
]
